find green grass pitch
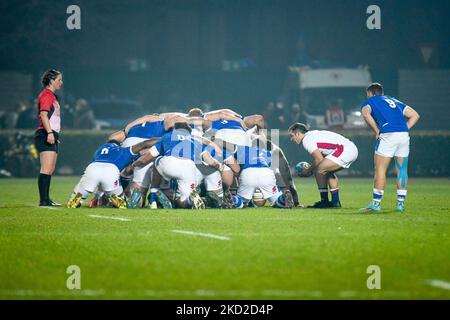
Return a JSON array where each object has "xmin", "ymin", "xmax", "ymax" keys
[{"xmin": 0, "ymin": 177, "xmax": 449, "ymax": 299}]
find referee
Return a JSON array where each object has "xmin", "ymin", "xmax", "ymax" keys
[{"xmin": 35, "ymin": 69, "xmax": 63, "ymax": 206}]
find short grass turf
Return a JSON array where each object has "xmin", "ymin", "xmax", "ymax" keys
[{"xmin": 0, "ymin": 177, "xmax": 449, "ymax": 299}]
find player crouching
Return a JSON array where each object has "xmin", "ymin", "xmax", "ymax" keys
[
  {"xmin": 128, "ymin": 122, "xmax": 223, "ymax": 209},
  {"xmin": 67, "ymin": 139, "xmax": 158, "ymax": 208},
  {"xmin": 224, "ymin": 144, "xmax": 294, "ymax": 209},
  {"xmin": 288, "ymin": 123, "xmax": 358, "ymax": 208}
]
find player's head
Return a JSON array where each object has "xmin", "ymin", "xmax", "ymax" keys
[
  {"xmin": 188, "ymin": 108, "xmax": 203, "ymax": 117},
  {"xmin": 41, "ymin": 69, "xmax": 63, "ymax": 90},
  {"xmin": 366, "ymin": 82, "xmax": 383, "ymax": 97},
  {"xmin": 288, "ymin": 122, "xmax": 309, "ymax": 144},
  {"xmin": 107, "ymin": 139, "xmax": 121, "ymax": 146},
  {"xmin": 174, "ymin": 121, "xmax": 192, "ymax": 133}
]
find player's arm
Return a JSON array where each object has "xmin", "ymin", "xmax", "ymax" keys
[
  {"xmin": 403, "ymin": 106, "xmax": 420, "ymax": 129},
  {"xmin": 205, "ymin": 109, "xmax": 241, "ymax": 119},
  {"xmin": 361, "ymin": 105, "xmax": 380, "ymax": 138},
  {"xmin": 187, "ymin": 116, "xmax": 212, "ymax": 130},
  {"xmin": 159, "ymin": 112, "xmax": 183, "ymax": 118},
  {"xmin": 40, "ymin": 111, "xmax": 55, "ymax": 144},
  {"xmin": 124, "ymin": 115, "xmax": 163, "ymax": 135},
  {"xmin": 131, "ymin": 138, "xmax": 160, "ymax": 155},
  {"xmin": 195, "ymin": 136, "xmax": 222, "ymax": 155},
  {"xmin": 122, "ymin": 153, "xmax": 155, "ymax": 178},
  {"xmin": 163, "ymin": 115, "xmax": 190, "ymax": 131},
  {"xmin": 204, "ymin": 111, "xmax": 242, "ymax": 122},
  {"xmin": 244, "ymin": 114, "xmax": 265, "ymax": 129},
  {"xmin": 300, "ymin": 150, "xmax": 324, "ymax": 177},
  {"xmin": 123, "ymin": 139, "xmax": 161, "ymax": 176},
  {"xmin": 201, "ymin": 151, "xmax": 224, "ymax": 172},
  {"xmin": 213, "ymin": 112, "xmax": 247, "ymax": 129},
  {"xmin": 224, "ymin": 155, "xmax": 241, "ymax": 175}
]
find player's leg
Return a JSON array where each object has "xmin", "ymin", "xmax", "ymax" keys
[
  {"xmin": 221, "ymin": 166, "xmax": 236, "ymax": 208},
  {"xmin": 99, "ymin": 163, "xmax": 127, "ymax": 209},
  {"xmin": 67, "ymin": 163, "xmax": 98, "ymax": 208},
  {"xmin": 264, "ymin": 184, "xmax": 291, "ymax": 209},
  {"xmin": 234, "ymin": 168, "xmax": 259, "ymax": 208},
  {"xmin": 158, "ymin": 157, "xmax": 204, "ymax": 209},
  {"xmin": 394, "ymin": 156, "xmax": 408, "ymax": 211},
  {"xmin": 273, "ymin": 148, "xmax": 301, "ymax": 207},
  {"xmin": 235, "ymin": 183, "xmax": 255, "ymax": 208},
  {"xmin": 126, "ymin": 162, "xmax": 153, "ymax": 208},
  {"xmin": 393, "ymin": 133, "xmax": 410, "ymax": 212},
  {"xmin": 149, "ymin": 158, "xmax": 174, "ymax": 209},
  {"xmin": 105, "ymin": 186, "xmax": 126, "ymax": 209},
  {"xmin": 327, "ymin": 172, "xmax": 342, "ymax": 208},
  {"xmin": 203, "ymin": 171, "xmax": 224, "ymax": 208},
  {"xmin": 67, "ymin": 182, "xmax": 92, "ymax": 208},
  {"xmin": 320, "ymin": 144, "xmax": 357, "ymax": 208},
  {"xmin": 359, "ymin": 134, "xmax": 394, "ymax": 212},
  {"xmin": 255, "ymin": 168, "xmax": 292, "ymax": 209},
  {"xmin": 176, "ymin": 179, "xmax": 204, "ymax": 209},
  {"xmin": 309, "ymin": 159, "xmax": 341, "ymax": 208},
  {"xmin": 361, "ymin": 154, "xmax": 391, "ymax": 212}
]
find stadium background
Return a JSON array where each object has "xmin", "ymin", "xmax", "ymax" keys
[{"xmin": 0, "ymin": 0, "xmax": 449, "ymax": 177}]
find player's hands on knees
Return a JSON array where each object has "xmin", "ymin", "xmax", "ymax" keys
[{"xmin": 47, "ymin": 132, "xmax": 55, "ymax": 144}]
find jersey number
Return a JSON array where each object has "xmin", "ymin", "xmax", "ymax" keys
[{"xmin": 384, "ymin": 98, "xmax": 397, "ymax": 109}]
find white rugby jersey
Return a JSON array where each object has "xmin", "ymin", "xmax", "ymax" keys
[{"xmin": 302, "ymin": 130, "xmax": 353, "ymax": 157}]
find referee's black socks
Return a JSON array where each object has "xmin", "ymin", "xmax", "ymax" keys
[{"xmin": 38, "ymin": 173, "xmax": 52, "ymax": 203}]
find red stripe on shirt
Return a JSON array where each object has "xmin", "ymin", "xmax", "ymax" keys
[{"xmin": 316, "ymin": 142, "xmax": 344, "ymax": 157}]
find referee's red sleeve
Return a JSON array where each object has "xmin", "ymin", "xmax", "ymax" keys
[{"xmin": 39, "ymin": 94, "xmax": 54, "ymax": 112}]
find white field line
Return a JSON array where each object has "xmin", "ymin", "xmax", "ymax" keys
[
  {"xmin": 172, "ymin": 229, "xmax": 230, "ymax": 241},
  {"xmin": 0, "ymin": 289, "xmax": 430, "ymax": 298},
  {"xmin": 427, "ymin": 279, "xmax": 450, "ymax": 290},
  {"xmin": 37, "ymin": 206, "xmax": 60, "ymax": 210},
  {"xmin": 88, "ymin": 215, "xmax": 131, "ymax": 222}
]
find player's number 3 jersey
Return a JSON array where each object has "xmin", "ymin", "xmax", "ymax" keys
[{"xmin": 360, "ymin": 95, "xmax": 409, "ymax": 133}]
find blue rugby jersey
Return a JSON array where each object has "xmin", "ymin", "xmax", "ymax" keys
[
  {"xmin": 360, "ymin": 95, "xmax": 409, "ymax": 133},
  {"xmin": 93, "ymin": 142, "xmax": 138, "ymax": 171},
  {"xmin": 127, "ymin": 120, "xmax": 167, "ymax": 139},
  {"xmin": 234, "ymin": 145, "xmax": 272, "ymax": 170},
  {"xmin": 211, "ymin": 115, "xmax": 244, "ymax": 131}
]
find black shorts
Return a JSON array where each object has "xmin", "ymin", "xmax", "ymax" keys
[{"xmin": 34, "ymin": 129, "xmax": 60, "ymax": 153}]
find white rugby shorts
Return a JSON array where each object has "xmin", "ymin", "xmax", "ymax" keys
[
  {"xmin": 122, "ymin": 137, "xmax": 153, "ymax": 188},
  {"xmin": 237, "ymin": 167, "xmax": 282, "ymax": 205},
  {"xmin": 75, "ymin": 162, "xmax": 123, "ymax": 195},
  {"xmin": 326, "ymin": 142, "xmax": 358, "ymax": 169},
  {"xmin": 155, "ymin": 156, "xmax": 197, "ymax": 201},
  {"xmin": 375, "ymin": 132, "xmax": 410, "ymax": 158}
]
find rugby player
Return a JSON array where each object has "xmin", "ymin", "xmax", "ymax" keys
[
  {"xmin": 99, "ymin": 113, "xmax": 198, "ymax": 208},
  {"xmin": 129, "ymin": 122, "xmax": 223, "ymax": 209},
  {"xmin": 288, "ymin": 123, "xmax": 358, "ymax": 208},
  {"xmin": 360, "ymin": 83, "xmax": 420, "ymax": 212},
  {"xmin": 66, "ymin": 138, "xmax": 158, "ymax": 209},
  {"xmin": 225, "ymin": 144, "xmax": 294, "ymax": 209}
]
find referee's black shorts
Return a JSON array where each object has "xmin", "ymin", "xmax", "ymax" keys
[{"xmin": 34, "ymin": 129, "xmax": 60, "ymax": 153}]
